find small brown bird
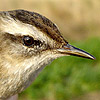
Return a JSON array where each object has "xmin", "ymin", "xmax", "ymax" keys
[{"xmin": 0, "ymin": 10, "xmax": 95, "ymax": 100}]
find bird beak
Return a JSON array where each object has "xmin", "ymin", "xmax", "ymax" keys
[{"xmin": 57, "ymin": 44, "xmax": 95, "ymax": 60}]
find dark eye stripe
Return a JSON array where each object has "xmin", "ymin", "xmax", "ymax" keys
[{"xmin": 23, "ymin": 36, "xmax": 43, "ymax": 47}]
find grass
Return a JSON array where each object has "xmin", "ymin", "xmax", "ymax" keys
[{"xmin": 19, "ymin": 37, "xmax": 100, "ymax": 100}]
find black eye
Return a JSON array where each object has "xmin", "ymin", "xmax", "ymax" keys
[{"xmin": 23, "ymin": 36, "xmax": 34, "ymax": 46}]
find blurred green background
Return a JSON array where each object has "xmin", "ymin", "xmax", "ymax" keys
[{"xmin": 1, "ymin": 0, "xmax": 100, "ymax": 100}]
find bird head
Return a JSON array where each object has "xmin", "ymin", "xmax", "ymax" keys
[
  {"xmin": 0, "ymin": 9, "xmax": 95, "ymax": 99},
  {"xmin": 0, "ymin": 10, "xmax": 95, "ymax": 62}
]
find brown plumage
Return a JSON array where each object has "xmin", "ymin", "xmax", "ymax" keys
[
  {"xmin": 8, "ymin": 10, "xmax": 66, "ymax": 43},
  {"xmin": 0, "ymin": 10, "xmax": 95, "ymax": 100}
]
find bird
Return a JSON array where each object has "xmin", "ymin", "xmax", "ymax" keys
[{"xmin": 0, "ymin": 9, "xmax": 95, "ymax": 100}]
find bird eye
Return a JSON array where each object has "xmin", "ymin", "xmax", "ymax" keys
[{"xmin": 23, "ymin": 36, "xmax": 34, "ymax": 46}]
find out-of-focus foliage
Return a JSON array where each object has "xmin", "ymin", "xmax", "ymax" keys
[{"xmin": 0, "ymin": 0, "xmax": 100, "ymax": 100}]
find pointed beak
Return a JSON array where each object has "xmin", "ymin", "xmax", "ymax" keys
[{"xmin": 57, "ymin": 44, "xmax": 95, "ymax": 60}]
